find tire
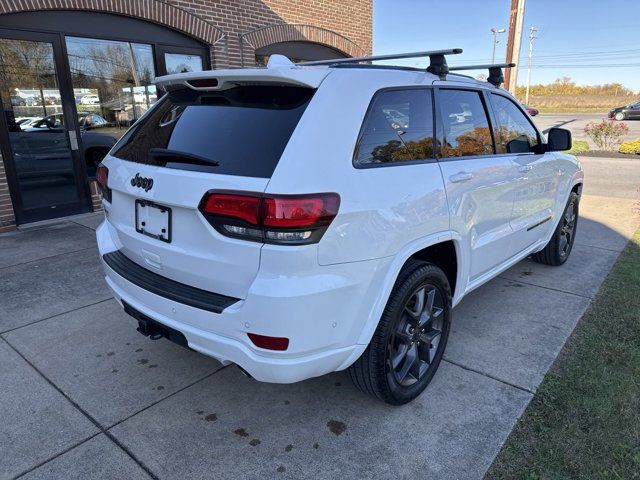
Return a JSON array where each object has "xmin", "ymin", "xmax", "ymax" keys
[
  {"xmin": 531, "ymin": 192, "xmax": 579, "ymax": 266},
  {"xmin": 615, "ymin": 112, "xmax": 625, "ymax": 121},
  {"xmin": 347, "ymin": 259, "xmax": 452, "ymax": 405}
]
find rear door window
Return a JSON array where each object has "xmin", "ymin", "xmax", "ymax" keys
[
  {"xmin": 490, "ymin": 94, "xmax": 539, "ymax": 154},
  {"xmin": 439, "ymin": 89, "xmax": 494, "ymax": 158},
  {"xmin": 110, "ymin": 86, "xmax": 314, "ymax": 178},
  {"xmin": 354, "ymin": 88, "xmax": 435, "ymax": 166}
]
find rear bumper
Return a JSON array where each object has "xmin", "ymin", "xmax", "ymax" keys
[{"xmin": 97, "ymin": 220, "xmax": 391, "ymax": 383}]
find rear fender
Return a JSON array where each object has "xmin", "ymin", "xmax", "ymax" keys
[{"xmin": 354, "ymin": 230, "xmax": 464, "ymax": 348}]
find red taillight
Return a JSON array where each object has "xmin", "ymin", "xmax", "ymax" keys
[
  {"xmin": 96, "ymin": 164, "xmax": 111, "ymax": 202},
  {"xmin": 247, "ymin": 333, "xmax": 289, "ymax": 351},
  {"xmin": 201, "ymin": 193, "xmax": 260, "ymax": 224},
  {"xmin": 263, "ymin": 195, "xmax": 339, "ymax": 228},
  {"xmin": 187, "ymin": 78, "xmax": 219, "ymax": 88},
  {"xmin": 198, "ymin": 192, "xmax": 340, "ymax": 245}
]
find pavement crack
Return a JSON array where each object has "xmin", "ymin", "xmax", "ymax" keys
[
  {"xmin": 443, "ymin": 357, "xmax": 535, "ymax": 395},
  {"xmin": 0, "ymin": 246, "xmax": 97, "ymax": 271},
  {"xmin": 1, "ymin": 337, "xmax": 160, "ymax": 480},
  {"xmin": 105, "ymin": 364, "xmax": 232, "ymax": 431},
  {"xmin": 0, "ymin": 298, "xmax": 113, "ymax": 336},
  {"xmin": 11, "ymin": 432, "xmax": 102, "ymax": 480},
  {"xmin": 496, "ymin": 276, "xmax": 593, "ymax": 299}
]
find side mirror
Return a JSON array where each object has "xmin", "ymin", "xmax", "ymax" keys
[{"xmin": 547, "ymin": 127, "xmax": 572, "ymax": 152}]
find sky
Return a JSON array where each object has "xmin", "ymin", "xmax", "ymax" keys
[{"xmin": 373, "ymin": 0, "xmax": 640, "ymax": 91}]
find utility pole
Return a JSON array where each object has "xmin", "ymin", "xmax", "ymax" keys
[
  {"xmin": 491, "ymin": 27, "xmax": 506, "ymax": 64},
  {"xmin": 525, "ymin": 26, "xmax": 537, "ymax": 105},
  {"xmin": 504, "ymin": 0, "xmax": 526, "ymax": 93}
]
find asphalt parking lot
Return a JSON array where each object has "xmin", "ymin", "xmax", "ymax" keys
[
  {"xmin": 534, "ymin": 113, "xmax": 640, "ymax": 145},
  {"xmin": 1, "ymin": 156, "xmax": 639, "ymax": 479}
]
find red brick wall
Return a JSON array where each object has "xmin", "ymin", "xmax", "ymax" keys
[
  {"xmin": 167, "ymin": 0, "xmax": 372, "ymax": 67},
  {"xmin": 0, "ymin": 0, "xmax": 372, "ymax": 230}
]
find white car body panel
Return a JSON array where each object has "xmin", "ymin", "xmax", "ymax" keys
[
  {"xmin": 97, "ymin": 62, "xmax": 583, "ymax": 383},
  {"xmin": 104, "ymin": 160, "xmax": 269, "ymax": 299}
]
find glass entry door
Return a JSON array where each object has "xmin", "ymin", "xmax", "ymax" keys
[{"xmin": 0, "ymin": 30, "xmax": 89, "ymax": 223}]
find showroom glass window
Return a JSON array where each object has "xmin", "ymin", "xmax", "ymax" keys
[
  {"xmin": 164, "ymin": 53, "xmax": 203, "ymax": 74},
  {"xmin": 65, "ymin": 37, "xmax": 157, "ymax": 136}
]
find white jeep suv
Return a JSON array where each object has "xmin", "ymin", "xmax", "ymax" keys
[{"xmin": 96, "ymin": 52, "xmax": 583, "ymax": 405}]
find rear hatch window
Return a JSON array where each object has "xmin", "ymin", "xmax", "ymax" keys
[{"xmin": 110, "ymin": 85, "xmax": 315, "ymax": 178}]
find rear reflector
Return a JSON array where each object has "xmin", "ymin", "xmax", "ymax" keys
[
  {"xmin": 247, "ymin": 333, "xmax": 289, "ymax": 351},
  {"xmin": 198, "ymin": 192, "xmax": 340, "ymax": 245},
  {"xmin": 96, "ymin": 164, "xmax": 111, "ymax": 202}
]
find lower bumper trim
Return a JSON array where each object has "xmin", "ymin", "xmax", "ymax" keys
[{"xmin": 103, "ymin": 250, "xmax": 239, "ymax": 313}]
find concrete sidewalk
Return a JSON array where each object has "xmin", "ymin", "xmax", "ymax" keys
[{"xmin": 1, "ymin": 158, "xmax": 638, "ymax": 479}]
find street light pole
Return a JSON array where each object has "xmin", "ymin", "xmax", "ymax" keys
[
  {"xmin": 525, "ymin": 26, "xmax": 537, "ymax": 105},
  {"xmin": 491, "ymin": 27, "xmax": 506, "ymax": 64}
]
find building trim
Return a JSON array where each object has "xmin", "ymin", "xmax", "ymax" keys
[
  {"xmin": 239, "ymin": 23, "xmax": 366, "ymax": 66},
  {"xmin": 0, "ymin": 0, "xmax": 225, "ymax": 47}
]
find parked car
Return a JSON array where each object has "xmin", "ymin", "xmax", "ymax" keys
[
  {"xmin": 95, "ymin": 54, "xmax": 583, "ymax": 405},
  {"xmin": 22, "ymin": 95, "xmax": 39, "ymax": 106},
  {"xmin": 80, "ymin": 94, "xmax": 100, "ymax": 105},
  {"xmin": 15, "ymin": 116, "xmax": 42, "ymax": 129},
  {"xmin": 43, "ymin": 95, "xmax": 59, "ymax": 105},
  {"xmin": 13, "ymin": 112, "xmax": 117, "ymax": 179},
  {"xmin": 521, "ymin": 103, "xmax": 539, "ymax": 116},
  {"xmin": 10, "ymin": 95, "xmax": 27, "ymax": 106},
  {"xmin": 608, "ymin": 101, "xmax": 640, "ymax": 121}
]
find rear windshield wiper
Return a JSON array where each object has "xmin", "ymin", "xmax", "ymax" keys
[{"xmin": 148, "ymin": 148, "xmax": 220, "ymax": 167}]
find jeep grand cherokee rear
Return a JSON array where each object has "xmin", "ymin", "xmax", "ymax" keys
[{"xmin": 96, "ymin": 72, "xmax": 390, "ymax": 386}]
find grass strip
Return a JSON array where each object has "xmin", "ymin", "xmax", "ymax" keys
[{"xmin": 486, "ymin": 228, "xmax": 640, "ymax": 479}]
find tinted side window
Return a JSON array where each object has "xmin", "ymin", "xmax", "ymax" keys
[
  {"xmin": 439, "ymin": 90, "xmax": 494, "ymax": 158},
  {"xmin": 491, "ymin": 94, "xmax": 539, "ymax": 154},
  {"xmin": 354, "ymin": 89, "xmax": 434, "ymax": 165}
]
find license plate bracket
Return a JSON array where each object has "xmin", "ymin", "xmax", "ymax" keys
[{"xmin": 135, "ymin": 200, "xmax": 172, "ymax": 243}]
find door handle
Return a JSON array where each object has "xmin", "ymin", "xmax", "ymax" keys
[
  {"xmin": 449, "ymin": 172, "xmax": 473, "ymax": 183},
  {"xmin": 517, "ymin": 164, "xmax": 533, "ymax": 173}
]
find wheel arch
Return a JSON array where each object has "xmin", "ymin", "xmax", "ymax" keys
[{"xmin": 353, "ymin": 232, "xmax": 464, "ymax": 349}]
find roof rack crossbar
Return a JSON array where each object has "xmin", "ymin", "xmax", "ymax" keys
[
  {"xmin": 448, "ymin": 63, "xmax": 516, "ymax": 87},
  {"xmin": 297, "ymin": 48, "xmax": 463, "ymax": 67}
]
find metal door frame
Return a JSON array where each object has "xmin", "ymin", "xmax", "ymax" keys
[{"xmin": 0, "ymin": 27, "xmax": 91, "ymax": 224}]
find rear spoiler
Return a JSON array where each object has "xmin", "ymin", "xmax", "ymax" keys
[{"xmin": 155, "ymin": 67, "xmax": 329, "ymax": 92}]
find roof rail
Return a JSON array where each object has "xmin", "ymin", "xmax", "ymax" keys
[
  {"xmin": 448, "ymin": 63, "xmax": 516, "ymax": 87},
  {"xmin": 298, "ymin": 49, "xmax": 463, "ymax": 79}
]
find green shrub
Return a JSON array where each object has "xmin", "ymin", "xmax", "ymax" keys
[
  {"xmin": 584, "ymin": 120, "xmax": 629, "ymax": 150},
  {"xmin": 567, "ymin": 140, "xmax": 589, "ymax": 154},
  {"xmin": 618, "ymin": 139, "xmax": 640, "ymax": 155}
]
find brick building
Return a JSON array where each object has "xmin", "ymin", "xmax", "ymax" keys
[{"xmin": 0, "ymin": 1, "xmax": 372, "ymax": 231}]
